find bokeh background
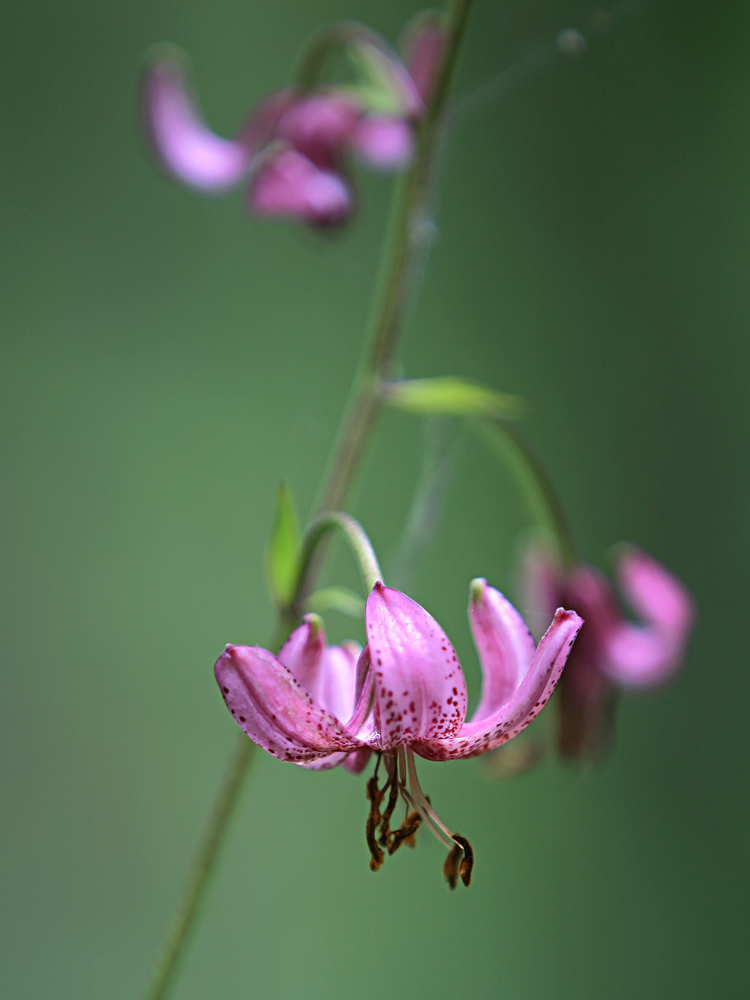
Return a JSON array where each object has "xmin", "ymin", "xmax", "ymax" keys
[{"xmin": 2, "ymin": 0, "xmax": 748, "ymax": 997}]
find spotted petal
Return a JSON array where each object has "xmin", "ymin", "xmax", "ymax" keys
[
  {"xmin": 414, "ymin": 583, "xmax": 582, "ymax": 760},
  {"xmin": 215, "ymin": 645, "xmax": 363, "ymax": 763},
  {"xmin": 298, "ymin": 640, "xmax": 373, "ymax": 772},
  {"xmin": 364, "ymin": 583, "xmax": 467, "ymax": 750},
  {"xmin": 141, "ymin": 48, "xmax": 252, "ymax": 191}
]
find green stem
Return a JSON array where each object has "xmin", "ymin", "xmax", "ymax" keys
[
  {"xmin": 142, "ymin": 735, "xmax": 255, "ymax": 1000},
  {"xmin": 296, "ymin": 511, "xmax": 383, "ymax": 598},
  {"xmin": 472, "ymin": 418, "xmax": 578, "ymax": 569},
  {"xmin": 140, "ymin": 3, "xmax": 475, "ymax": 996},
  {"xmin": 317, "ymin": 0, "xmax": 475, "ymax": 514}
]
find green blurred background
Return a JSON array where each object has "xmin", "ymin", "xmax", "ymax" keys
[{"xmin": 2, "ymin": 0, "xmax": 747, "ymax": 997}]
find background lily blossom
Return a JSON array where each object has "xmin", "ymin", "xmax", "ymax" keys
[
  {"xmin": 141, "ymin": 17, "xmax": 445, "ymax": 225},
  {"xmin": 522, "ymin": 541, "xmax": 695, "ymax": 757}
]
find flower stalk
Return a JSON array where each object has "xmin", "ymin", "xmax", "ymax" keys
[
  {"xmin": 142, "ymin": 735, "xmax": 255, "ymax": 1000},
  {"xmin": 140, "ymin": 2, "xmax": 476, "ymax": 997},
  {"xmin": 317, "ymin": 0, "xmax": 476, "ymax": 515}
]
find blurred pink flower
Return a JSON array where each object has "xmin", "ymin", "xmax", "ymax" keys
[
  {"xmin": 215, "ymin": 580, "xmax": 581, "ymax": 882},
  {"xmin": 141, "ymin": 18, "xmax": 445, "ymax": 226},
  {"xmin": 523, "ymin": 542, "xmax": 695, "ymax": 757}
]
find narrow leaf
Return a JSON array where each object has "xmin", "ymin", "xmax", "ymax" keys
[
  {"xmin": 383, "ymin": 377, "xmax": 524, "ymax": 420},
  {"xmin": 266, "ymin": 483, "xmax": 302, "ymax": 607},
  {"xmin": 293, "ymin": 21, "xmax": 421, "ymax": 116}
]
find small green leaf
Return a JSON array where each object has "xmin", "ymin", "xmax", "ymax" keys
[
  {"xmin": 304, "ymin": 586, "xmax": 366, "ymax": 619},
  {"xmin": 383, "ymin": 377, "xmax": 524, "ymax": 420},
  {"xmin": 265, "ymin": 483, "xmax": 302, "ymax": 607},
  {"xmin": 293, "ymin": 22, "xmax": 413, "ymax": 115}
]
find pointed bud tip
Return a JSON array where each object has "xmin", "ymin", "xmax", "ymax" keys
[
  {"xmin": 470, "ymin": 578, "xmax": 487, "ymax": 605},
  {"xmin": 302, "ymin": 613, "xmax": 323, "ymax": 637}
]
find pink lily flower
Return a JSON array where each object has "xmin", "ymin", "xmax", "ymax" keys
[
  {"xmin": 522, "ymin": 542, "xmax": 695, "ymax": 758},
  {"xmin": 141, "ymin": 19, "xmax": 443, "ymax": 226},
  {"xmin": 215, "ymin": 580, "xmax": 582, "ymax": 884}
]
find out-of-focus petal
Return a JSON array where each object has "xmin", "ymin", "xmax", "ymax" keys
[
  {"xmin": 214, "ymin": 645, "xmax": 363, "ymax": 763},
  {"xmin": 275, "ymin": 93, "xmax": 361, "ymax": 167},
  {"xmin": 616, "ymin": 546, "xmax": 695, "ymax": 636},
  {"xmin": 141, "ymin": 49, "xmax": 252, "ymax": 191},
  {"xmin": 364, "ymin": 582, "xmax": 467, "ymax": 750},
  {"xmin": 341, "ymin": 747, "xmax": 373, "ymax": 773},
  {"xmin": 602, "ymin": 548, "xmax": 695, "ymax": 687},
  {"xmin": 414, "ymin": 606, "xmax": 582, "ymax": 760},
  {"xmin": 557, "ymin": 641, "xmax": 616, "ymax": 759},
  {"xmin": 468, "ymin": 579, "xmax": 537, "ymax": 722},
  {"xmin": 398, "ymin": 11, "xmax": 448, "ymax": 104},
  {"xmin": 248, "ymin": 148, "xmax": 352, "ymax": 225},
  {"xmin": 564, "ymin": 565, "xmax": 621, "ymax": 647},
  {"xmin": 235, "ymin": 88, "xmax": 298, "ymax": 157},
  {"xmin": 276, "ymin": 615, "xmax": 326, "ymax": 701},
  {"xmin": 350, "ymin": 115, "xmax": 414, "ymax": 170},
  {"xmin": 316, "ymin": 641, "xmax": 361, "ymax": 722}
]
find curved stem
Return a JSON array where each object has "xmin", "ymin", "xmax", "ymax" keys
[
  {"xmin": 472, "ymin": 417, "xmax": 578, "ymax": 569},
  {"xmin": 296, "ymin": 511, "xmax": 383, "ymax": 600}
]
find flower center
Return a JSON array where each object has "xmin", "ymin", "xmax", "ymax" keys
[{"xmin": 363, "ymin": 746, "xmax": 473, "ymax": 889}]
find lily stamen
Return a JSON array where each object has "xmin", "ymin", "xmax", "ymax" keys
[
  {"xmin": 216, "ymin": 577, "xmax": 582, "ymax": 887},
  {"xmin": 405, "ymin": 747, "xmax": 455, "ymax": 845}
]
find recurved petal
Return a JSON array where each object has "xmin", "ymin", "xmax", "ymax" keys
[
  {"xmin": 350, "ymin": 115, "xmax": 414, "ymax": 170},
  {"xmin": 141, "ymin": 48, "xmax": 252, "ymax": 191},
  {"xmin": 615, "ymin": 546, "xmax": 695, "ymax": 636},
  {"xmin": 364, "ymin": 583, "xmax": 467, "ymax": 750},
  {"xmin": 468, "ymin": 580, "xmax": 537, "ymax": 723},
  {"xmin": 300, "ymin": 747, "xmax": 373, "ymax": 773},
  {"xmin": 248, "ymin": 148, "xmax": 352, "ymax": 226},
  {"xmin": 215, "ymin": 645, "xmax": 363, "ymax": 763},
  {"xmin": 602, "ymin": 548, "xmax": 695, "ymax": 688},
  {"xmin": 414, "ymin": 608, "xmax": 583, "ymax": 760}
]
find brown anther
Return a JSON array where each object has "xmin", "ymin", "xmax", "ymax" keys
[
  {"xmin": 403, "ymin": 810, "xmax": 421, "ymax": 849},
  {"xmin": 443, "ymin": 840, "xmax": 463, "ymax": 890},
  {"xmin": 365, "ymin": 775, "xmax": 385, "ymax": 872},
  {"xmin": 452, "ymin": 834, "xmax": 474, "ymax": 887},
  {"xmin": 387, "ymin": 809, "xmax": 421, "ymax": 854},
  {"xmin": 377, "ymin": 779, "xmax": 400, "ymax": 847}
]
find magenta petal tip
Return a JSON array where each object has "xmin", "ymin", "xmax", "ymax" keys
[{"xmin": 141, "ymin": 47, "xmax": 252, "ymax": 191}]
